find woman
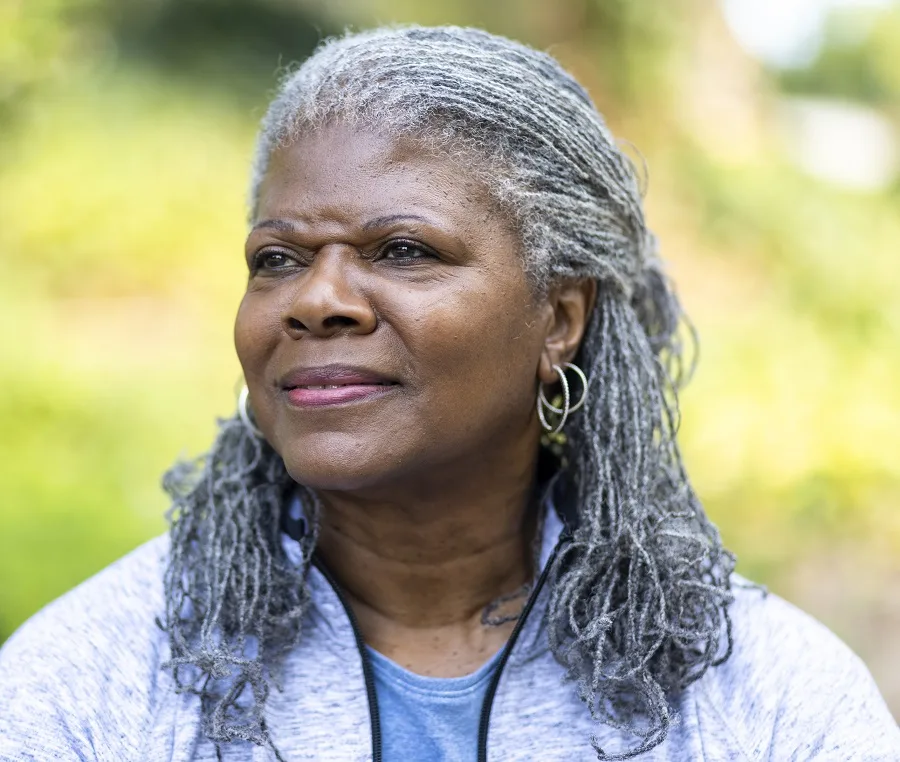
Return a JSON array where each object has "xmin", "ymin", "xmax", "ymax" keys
[{"xmin": 1, "ymin": 26, "xmax": 897, "ymax": 762}]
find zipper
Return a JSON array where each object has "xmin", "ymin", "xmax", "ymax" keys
[
  {"xmin": 476, "ymin": 538, "xmax": 566, "ymax": 762},
  {"xmin": 312, "ymin": 556, "xmax": 383, "ymax": 762}
]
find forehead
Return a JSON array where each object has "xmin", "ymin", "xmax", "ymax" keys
[{"xmin": 255, "ymin": 125, "xmax": 504, "ymax": 231}]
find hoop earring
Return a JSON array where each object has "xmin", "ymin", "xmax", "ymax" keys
[
  {"xmin": 238, "ymin": 385, "xmax": 264, "ymax": 438},
  {"xmin": 539, "ymin": 362, "xmax": 588, "ymax": 415},
  {"xmin": 537, "ymin": 362, "xmax": 588, "ymax": 434}
]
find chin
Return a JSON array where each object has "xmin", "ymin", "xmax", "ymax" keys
[
  {"xmin": 282, "ymin": 462, "xmax": 384, "ymax": 493},
  {"xmin": 275, "ymin": 434, "xmax": 406, "ymax": 494}
]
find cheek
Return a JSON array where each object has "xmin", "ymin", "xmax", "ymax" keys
[
  {"xmin": 234, "ymin": 291, "xmax": 283, "ymax": 382},
  {"xmin": 401, "ymin": 277, "xmax": 543, "ymax": 413}
]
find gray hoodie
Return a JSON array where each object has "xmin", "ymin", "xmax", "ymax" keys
[{"xmin": 1, "ymin": 509, "xmax": 898, "ymax": 761}]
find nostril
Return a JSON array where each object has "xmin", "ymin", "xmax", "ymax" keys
[
  {"xmin": 287, "ymin": 317, "xmax": 306, "ymax": 331},
  {"xmin": 323, "ymin": 315, "xmax": 358, "ymax": 329}
]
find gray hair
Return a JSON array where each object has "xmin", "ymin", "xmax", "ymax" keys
[{"xmin": 160, "ymin": 26, "xmax": 734, "ymax": 761}]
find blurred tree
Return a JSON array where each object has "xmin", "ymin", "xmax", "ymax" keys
[
  {"xmin": 778, "ymin": 5, "xmax": 900, "ymax": 108},
  {"xmin": 101, "ymin": 0, "xmax": 338, "ymax": 101},
  {"xmin": 0, "ymin": 0, "xmax": 337, "ymax": 127},
  {"xmin": 0, "ymin": 0, "xmax": 99, "ymax": 120}
]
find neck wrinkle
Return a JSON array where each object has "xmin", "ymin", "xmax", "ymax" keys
[{"xmin": 279, "ymin": 491, "xmax": 567, "ymax": 662}]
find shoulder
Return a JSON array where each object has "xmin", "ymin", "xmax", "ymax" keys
[
  {"xmin": 0, "ymin": 535, "xmax": 173, "ymax": 759},
  {"xmin": 689, "ymin": 574, "xmax": 900, "ymax": 759},
  {"xmin": 1, "ymin": 534, "xmax": 170, "ymax": 663}
]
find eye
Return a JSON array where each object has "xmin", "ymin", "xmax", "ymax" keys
[
  {"xmin": 251, "ymin": 250, "xmax": 296, "ymax": 272},
  {"xmin": 380, "ymin": 240, "xmax": 436, "ymax": 262}
]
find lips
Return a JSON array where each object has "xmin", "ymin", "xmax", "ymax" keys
[
  {"xmin": 298, "ymin": 383, "xmax": 391, "ymax": 390},
  {"xmin": 279, "ymin": 364, "xmax": 398, "ymax": 408}
]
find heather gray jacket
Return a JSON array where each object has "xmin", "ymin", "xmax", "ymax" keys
[{"xmin": 1, "ymin": 509, "xmax": 898, "ymax": 761}]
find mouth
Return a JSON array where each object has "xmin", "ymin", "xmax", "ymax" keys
[
  {"xmin": 285, "ymin": 383, "xmax": 397, "ymax": 407},
  {"xmin": 279, "ymin": 364, "xmax": 399, "ymax": 408},
  {"xmin": 293, "ymin": 382, "xmax": 394, "ymax": 390}
]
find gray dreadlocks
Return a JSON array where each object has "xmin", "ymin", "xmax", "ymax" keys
[{"xmin": 160, "ymin": 26, "xmax": 735, "ymax": 761}]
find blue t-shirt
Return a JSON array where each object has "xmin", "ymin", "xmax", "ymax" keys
[{"xmin": 368, "ymin": 646, "xmax": 503, "ymax": 762}]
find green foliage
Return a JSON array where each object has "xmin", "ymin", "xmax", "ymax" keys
[
  {"xmin": 103, "ymin": 0, "xmax": 339, "ymax": 100},
  {"xmin": 0, "ymin": 0, "xmax": 98, "ymax": 117},
  {"xmin": 0, "ymin": 67, "xmax": 248, "ymax": 640},
  {"xmin": 778, "ymin": 5, "xmax": 900, "ymax": 107},
  {"xmin": 676, "ymin": 144, "xmax": 900, "ymax": 336}
]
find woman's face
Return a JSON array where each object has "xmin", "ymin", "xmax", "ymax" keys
[{"xmin": 235, "ymin": 125, "xmax": 558, "ymax": 492}]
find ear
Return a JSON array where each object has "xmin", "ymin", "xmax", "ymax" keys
[{"xmin": 538, "ymin": 279, "xmax": 597, "ymax": 384}]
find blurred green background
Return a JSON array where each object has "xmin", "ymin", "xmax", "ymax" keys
[{"xmin": 2, "ymin": 0, "xmax": 898, "ymax": 717}]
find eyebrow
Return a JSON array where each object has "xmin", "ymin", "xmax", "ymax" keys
[
  {"xmin": 251, "ymin": 218, "xmax": 300, "ymax": 233},
  {"xmin": 361, "ymin": 214, "xmax": 431, "ymax": 231},
  {"xmin": 251, "ymin": 214, "xmax": 433, "ymax": 233}
]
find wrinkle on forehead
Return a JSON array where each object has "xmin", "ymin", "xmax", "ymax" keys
[{"xmin": 255, "ymin": 124, "xmax": 521, "ymax": 255}]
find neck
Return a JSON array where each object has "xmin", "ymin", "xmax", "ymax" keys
[
  {"xmin": 314, "ymin": 465, "xmax": 540, "ymax": 631},
  {"xmin": 311, "ymin": 440, "xmax": 556, "ymax": 675}
]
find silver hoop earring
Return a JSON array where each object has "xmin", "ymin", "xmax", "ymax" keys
[
  {"xmin": 538, "ymin": 362, "xmax": 587, "ymax": 415},
  {"xmin": 537, "ymin": 364, "xmax": 569, "ymax": 434},
  {"xmin": 238, "ymin": 385, "xmax": 264, "ymax": 438}
]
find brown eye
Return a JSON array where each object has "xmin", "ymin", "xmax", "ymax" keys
[
  {"xmin": 252, "ymin": 250, "xmax": 294, "ymax": 271},
  {"xmin": 381, "ymin": 240, "xmax": 435, "ymax": 261}
]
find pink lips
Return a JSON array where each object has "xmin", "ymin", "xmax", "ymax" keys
[
  {"xmin": 286, "ymin": 385, "xmax": 395, "ymax": 407},
  {"xmin": 280, "ymin": 364, "xmax": 398, "ymax": 408}
]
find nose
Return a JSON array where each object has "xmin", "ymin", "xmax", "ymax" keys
[{"xmin": 282, "ymin": 246, "xmax": 377, "ymax": 339}]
